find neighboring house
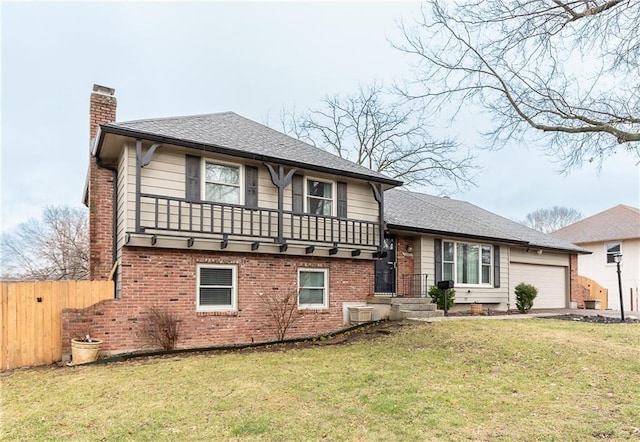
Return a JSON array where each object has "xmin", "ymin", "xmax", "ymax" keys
[
  {"xmin": 553, "ymin": 205, "xmax": 640, "ymax": 311},
  {"xmin": 67, "ymin": 85, "xmax": 587, "ymax": 355}
]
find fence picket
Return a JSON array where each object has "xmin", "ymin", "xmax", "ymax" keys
[{"xmin": 0, "ymin": 281, "xmax": 113, "ymax": 370}]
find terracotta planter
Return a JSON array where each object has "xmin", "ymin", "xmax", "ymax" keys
[
  {"xmin": 470, "ymin": 303, "xmax": 483, "ymax": 315},
  {"xmin": 71, "ymin": 338, "xmax": 103, "ymax": 365}
]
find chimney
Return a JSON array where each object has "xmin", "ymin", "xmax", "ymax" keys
[
  {"xmin": 88, "ymin": 84, "xmax": 117, "ymax": 281},
  {"xmin": 89, "ymin": 84, "xmax": 117, "ymax": 142}
]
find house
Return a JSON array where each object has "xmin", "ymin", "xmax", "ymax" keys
[
  {"xmin": 67, "ymin": 84, "xmax": 587, "ymax": 355},
  {"xmin": 552, "ymin": 205, "xmax": 640, "ymax": 311}
]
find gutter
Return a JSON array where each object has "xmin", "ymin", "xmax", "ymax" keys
[{"xmin": 96, "ymin": 124, "xmax": 404, "ymax": 188}]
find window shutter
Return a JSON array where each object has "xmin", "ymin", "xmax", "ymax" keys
[
  {"xmin": 493, "ymin": 245, "xmax": 501, "ymax": 288},
  {"xmin": 434, "ymin": 238, "xmax": 442, "ymax": 283},
  {"xmin": 292, "ymin": 174, "xmax": 304, "ymax": 213},
  {"xmin": 337, "ymin": 181, "xmax": 347, "ymax": 218},
  {"xmin": 245, "ymin": 165, "xmax": 259, "ymax": 208},
  {"xmin": 185, "ymin": 155, "xmax": 201, "ymax": 201}
]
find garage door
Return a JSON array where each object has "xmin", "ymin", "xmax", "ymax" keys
[{"xmin": 509, "ymin": 263, "xmax": 567, "ymax": 309}]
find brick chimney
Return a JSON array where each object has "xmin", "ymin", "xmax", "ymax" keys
[{"xmin": 88, "ymin": 84, "xmax": 117, "ymax": 281}]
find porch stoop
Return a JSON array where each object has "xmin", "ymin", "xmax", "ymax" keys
[{"xmin": 366, "ymin": 297, "xmax": 444, "ymax": 320}]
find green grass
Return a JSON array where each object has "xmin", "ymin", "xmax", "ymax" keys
[{"xmin": 2, "ymin": 319, "xmax": 640, "ymax": 441}]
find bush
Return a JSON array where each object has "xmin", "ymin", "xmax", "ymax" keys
[
  {"xmin": 143, "ymin": 306, "xmax": 181, "ymax": 350},
  {"xmin": 515, "ymin": 282, "xmax": 538, "ymax": 313},
  {"xmin": 428, "ymin": 285, "xmax": 456, "ymax": 310}
]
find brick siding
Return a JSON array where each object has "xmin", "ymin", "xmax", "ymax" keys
[
  {"xmin": 64, "ymin": 250, "xmax": 374, "ymax": 354},
  {"xmin": 396, "ymin": 235, "xmax": 416, "ymax": 296}
]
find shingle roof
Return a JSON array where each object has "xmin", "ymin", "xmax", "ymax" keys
[
  {"xmin": 385, "ymin": 188, "xmax": 588, "ymax": 253},
  {"xmin": 102, "ymin": 112, "xmax": 401, "ymax": 185},
  {"xmin": 551, "ymin": 204, "xmax": 640, "ymax": 243}
]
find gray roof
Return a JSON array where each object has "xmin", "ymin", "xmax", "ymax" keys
[
  {"xmin": 102, "ymin": 112, "xmax": 401, "ymax": 186},
  {"xmin": 385, "ymin": 189, "xmax": 588, "ymax": 253},
  {"xmin": 552, "ymin": 204, "xmax": 640, "ymax": 243}
]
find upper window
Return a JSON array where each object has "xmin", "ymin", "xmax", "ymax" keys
[
  {"xmin": 306, "ymin": 179, "xmax": 333, "ymax": 216},
  {"xmin": 196, "ymin": 264, "xmax": 237, "ymax": 311},
  {"xmin": 205, "ymin": 161, "xmax": 241, "ymax": 204},
  {"xmin": 298, "ymin": 268, "xmax": 328, "ymax": 309},
  {"xmin": 606, "ymin": 242, "xmax": 621, "ymax": 264},
  {"xmin": 443, "ymin": 241, "xmax": 492, "ymax": 285}
]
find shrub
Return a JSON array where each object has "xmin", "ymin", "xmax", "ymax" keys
[
  {"xmin": 143, "ymin": 306, "xmax": 181, "ymax": 350},
  {"xmin": 428, "ymin": 285, "xmax": 456, "ymax": 310},
  {"xmin": 258, "ymin": 285, "xmax": 300, "ymax": 341},
  {"xmin": 515, "ymin": 282, "xmax": 538, "ymax": 313}
]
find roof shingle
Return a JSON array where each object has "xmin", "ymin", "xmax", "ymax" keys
[
  {"xmin": 103, "ymin": 112, "xmax": 401, "ymax": 185},
  {"xmin": 552, "ymin": 204, "xmax": 640, "ymax": 243},
  {"xmin": 385, "ymin": 189, "xmax": 588, "ymax": 253}
]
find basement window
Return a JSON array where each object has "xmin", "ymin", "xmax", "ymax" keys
[
  {"xmin": 298, "ymin": 268, "xmax": 328, "ymax": 309},
  {"xmin": 196, "ymin": 264, "xmax": 237, "ymax": 311}
]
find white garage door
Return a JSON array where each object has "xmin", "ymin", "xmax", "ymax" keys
[{"xmin": 510, "ymin": 263, "xmax": 567, "ymax": 309}]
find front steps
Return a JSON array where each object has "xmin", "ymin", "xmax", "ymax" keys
[{"xmin": 366, "ymin": 296, "xmax": 444, "ymax": 320}]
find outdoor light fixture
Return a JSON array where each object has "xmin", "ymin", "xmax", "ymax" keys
[
  {"xmin": 406, "ymin": 244, "xmax": 414, "ymax": 254},
  {"xmin": 613, "ymin": 252, "xmax": 625, "ymax": 322}
]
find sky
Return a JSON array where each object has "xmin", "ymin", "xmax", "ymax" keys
[{"xmin": 1, "ymin": 1, "xmax": 639, "ymax": 235}]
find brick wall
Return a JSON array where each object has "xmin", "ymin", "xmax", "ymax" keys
[
  {"xmin": 569, "ymin": 254, "xmax": 589, "ymax": 307},
  {"xmin": 88, "ymin": 86, "xmax": 117, "ymax": 280},
  {"xmin": 396, "ymin": 235, "xmax": 416, "ymax": 296},
  {"xmin": 63, "ymin": 250, "xmax": 375, "ymax": 354}
]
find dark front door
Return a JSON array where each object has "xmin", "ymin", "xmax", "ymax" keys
[{"xmin": 374, "ymin": 234, "xmax": 396, "ymax": 294}]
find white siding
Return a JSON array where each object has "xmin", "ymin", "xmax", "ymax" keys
[
  {"xmin": 576, "ymin": 239, "xmax": 640, "ymax": 311},
  {"xmin": 510, "ymin": 248, "xmax": 570, "ymax": 266}
]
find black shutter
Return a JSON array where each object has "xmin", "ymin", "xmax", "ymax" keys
[
  {"xmin": 245, "ymin": 165, "xmax": 259, "ymax": 208},
  {"xmin": 434, "ymin": 238, "xmax": 442, "ymax": 283},
  {"xmin": 337, "ymin": 181, "xmax": 347, "ymax": 218},
  {"xmin": 292, "ymin": 174, "xmax": 304, "ymax": 213},
  {"xmin": 493, "ymin": 245, "xmax": 501, "ymax": 288},
  {"xmin": 185, "ymin": 155, "xmax": 201, "ymax": 201}
]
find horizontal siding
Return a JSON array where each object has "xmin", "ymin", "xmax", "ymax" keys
[
  {"xmin": 510, "ymin": 248, "xmax": 569, "ymax": 266},
  {"xmin": 346, "ymin": 181, "xmax": 378, "ymax": 222}
]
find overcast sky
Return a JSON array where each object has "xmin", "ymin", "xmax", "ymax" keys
[{"xmin": 2, "ymin": 1, "xmax": 639, "ymax": 234}]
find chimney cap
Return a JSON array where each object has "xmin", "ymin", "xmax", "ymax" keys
[{"xmin": 92, "ymin": 84, "xmax": 115, "ymax": 96}]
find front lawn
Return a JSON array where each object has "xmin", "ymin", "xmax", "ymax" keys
[{"xmin": 2, "ymin": 319, "xmax": 639, "ymax": 441}]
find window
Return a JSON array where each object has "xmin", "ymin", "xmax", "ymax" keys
[
  {"xmin": 306, "ymin": 179, "xmax": 333, "ymax": 215},
  {"xmin": 606, "ymin": 242, "xmax": 621, "ymax": 264},
  {"xmin": 196, "ymin": 264, "xmax": 237, "ymax": 311},
  {"xmin": 204, "ymin": 161, "xmax": 241, "ymax": 204},
  {"xmin": 298, "ymin": 268, "xmax": 328, "ymax": 308},
  {"xmin": 443, "ymin": 241, "xmax": 492, "ymax": 285}
]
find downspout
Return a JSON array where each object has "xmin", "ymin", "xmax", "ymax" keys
[{"xmin": 95, "ymin": 155, "xmax": 118, "ymax": 298}]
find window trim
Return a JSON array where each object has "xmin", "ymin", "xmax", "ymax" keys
[
  {"xmin": 304, "ymin": 176, "xmax": 336, "ymax": 216},
  {"xmin": 605, "ymin": 241, "xmax": 622, "ymax": 265},
  {"xmin": 442, "ymin": 240, "xmax": 493, "ymax": 287},
  {"xmin": 298, "ymin": 268, "xmax": 329, "ymax": 309},
  {"xmin": 196, "ymin": 264, "xmax": 238, "ymax": 312},
  {"xmin": 202, "ymin": 159, "xmax": 244, "ymax": 205}
]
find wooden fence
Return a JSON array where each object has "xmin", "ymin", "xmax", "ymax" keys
[
  {"xmin": 577, "ymin": 275, "xmax": 608, "ymax": 310},
  {"xmin": 0, "ymin": 280, "xmax": 114, "ymax": 370}
]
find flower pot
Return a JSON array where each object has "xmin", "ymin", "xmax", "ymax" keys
[
  {"xmin": 348, "ymin": 307, "xmax": 373, "ymax": 324},
  {"xmin": 470, "ymin": 303, "xmax": 483, "ymax": 315},
  {"xmin": 584, "ymin": 300, "xmax": 601, "ymax": 310},
  {"xmin": 71, "ymin": 338, "xmax": 103, "ymax": 365}
]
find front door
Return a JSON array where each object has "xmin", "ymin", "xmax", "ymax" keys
[{"xmin": 374, "ymin": 234, "xmax": 396, "ymax": 294}]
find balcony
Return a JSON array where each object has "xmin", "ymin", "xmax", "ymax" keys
[{"xmin": 134, "ymin": 194, "xmax": 380, "ymax": 250}]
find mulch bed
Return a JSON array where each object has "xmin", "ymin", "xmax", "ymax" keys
[{"xmin": 540, "ymin": 314, "xmax": 640, "ymax": 324}]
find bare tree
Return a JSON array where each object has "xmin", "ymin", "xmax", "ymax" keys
[
  {"xmin": 522, "ymin": 206, "xmax": 583, "ymax": 233},
  {"xmin": 1, "ymin": 206, "xmax": 88, "ymax": 280},
  {"xmin": 258, "ymin": 286, "xmax": 300, "ymax": 342},
  {"xmin": 280, "ymin": 83, "xmax": 477, "ymax": 192},
  {"xmin": 395, "ymin": 0, "xmax": 640, "ymax": 171}
]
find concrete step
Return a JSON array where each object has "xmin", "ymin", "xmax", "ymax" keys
[
  {"xmin": 400, "ymin": 310, "xmax": 444, "ymax": 319},
  {"xmin": 397, "ymin": 303, "xmax": 438, "ymax": 311},
  {"xmin": 390, "ymin": 297, "xmax": 433, "ymax": 305}
]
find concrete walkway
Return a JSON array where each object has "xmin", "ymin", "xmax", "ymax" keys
[{"xmin": 413, "ymin": 308, "xmax": 640, "ymax": 322}]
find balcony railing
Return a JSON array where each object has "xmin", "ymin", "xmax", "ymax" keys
[{"xmin": 138, "ymin": 194, "xmax": 380, "ymax": 248}]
